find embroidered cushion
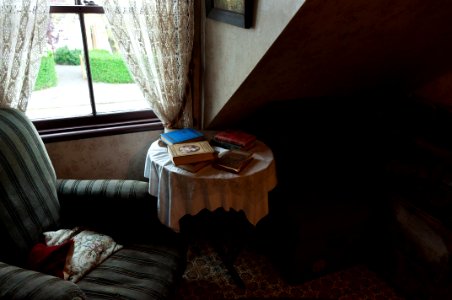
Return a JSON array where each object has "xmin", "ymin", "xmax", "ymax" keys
[{"xmin": 43, "ymin": 228, "xmax": 123, "ymax": 282}]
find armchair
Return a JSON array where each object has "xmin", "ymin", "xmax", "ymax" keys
[{"xmin": 0, "ymin": 108, "xmax": 186, "ymax": 299}]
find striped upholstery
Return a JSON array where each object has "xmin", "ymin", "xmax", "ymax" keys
[
  {"xmin": 77, "ymin": 244, "xmax": 184, "ymax": 300},
  {"xmin": 56, "ymin": 179, "xmax": 159, "ymax": 240},
  {"xmin": 57, "ymin": 179, "xmax": 186, "ymax": 299},
  {"xmin": 0, "ymin": 108, "xmax": 186, "ymax": 299},
  {"xmin": 0, "ymin": 262, "xmax": 86, "ymax": 300},
  {"xmin": 0, "ymin": 108, "xmax": 60, "ymax": 264},
  {"xmin": 56, "ymin": 179, "xmax": 151, "ymax": 201}
]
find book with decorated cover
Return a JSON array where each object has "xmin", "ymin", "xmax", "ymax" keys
[
  {"xmin": 167, "ymin": 141, "xmax": 216, "ymax": 166},
  {"xmin": 160, "ymin": 128, "xmax": 205, "ymax": 145},
  {"xmin": 213, "ymin": 130, "xmax": 256, "ymax": 149}
]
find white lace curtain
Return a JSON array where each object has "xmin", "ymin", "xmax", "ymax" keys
[
  {"xmin": 103, "ymin": 0, "xmax": 195, "ymax": 129},
  {"xmin": 0, "ymin": 0, "xmax": 50, "ymax": 111}
]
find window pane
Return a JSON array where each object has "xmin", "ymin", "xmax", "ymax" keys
[
  {"xmin": 85, "ymin": 13, "xmax": 150, "ymax": 114},
  {"xmin": 28, "ymin": 13, "xmax": 92, "ymax": 120},
  {"xmin": 27, "ymin": 9, "xmax": 150, "ymax": 121}
]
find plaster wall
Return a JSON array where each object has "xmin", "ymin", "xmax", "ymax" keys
[
  {"xmin": 45, "ymin": 130, "xmax": 160, "ymax": 180},
  {"xmin": 203, "ymin": 0, "xmax": 304, "ymax": 127}
]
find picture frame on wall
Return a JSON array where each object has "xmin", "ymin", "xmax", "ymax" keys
[{"xmin": 205, "ymin": 0, "xmax": 254, "ymax": 29}]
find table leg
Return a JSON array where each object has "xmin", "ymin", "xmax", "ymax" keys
[
  {"xmin": 211, "ymin": 234, "xmax": 246, "ymax": 289},
  {"xmin": 179, "ymin": 208, "xmax": 253, "ymax": 289}
]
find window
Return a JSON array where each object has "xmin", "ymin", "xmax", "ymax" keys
[{"xmin": 28, "ymin": 0, "xmax": 162, "ymax": 142}]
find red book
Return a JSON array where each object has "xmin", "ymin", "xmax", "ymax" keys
[{"xmin": 213, "ymin": 130, "xmax": 256, "ymax": 149}]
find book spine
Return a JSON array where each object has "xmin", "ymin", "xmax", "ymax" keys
[
  {"xmin": 214, "ymin": 136, "xmax": 249, "ymax": 147},
  {"xmin": 211, "ymin": 139, "xmax": 244, "ymax": 150}
]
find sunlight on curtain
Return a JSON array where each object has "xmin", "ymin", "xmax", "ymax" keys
[
  {"xmin": 0, "ymin": 1, "xmax": 50, "ymax": 111},
  {"xmin": 103, "ymin": 0, "xmax": 194, "ymax": 129}
]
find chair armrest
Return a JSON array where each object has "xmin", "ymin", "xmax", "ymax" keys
[
  {"xmin": 0, "ymin": 262, "xmax": 86, "ymax": 300},
  {"xmin": 56, "ymin": 179, "xmax": 170, "ymax": 243},
  {"xmin": 56, "ymin": 179, "xmax": 151, "ymax": 201}
]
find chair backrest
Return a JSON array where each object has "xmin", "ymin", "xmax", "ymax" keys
[{"xmin": 0, "ymin": 108, "xmax": 60, "ymax": 265}]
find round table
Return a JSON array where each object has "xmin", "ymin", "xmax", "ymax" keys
[{"xmin": 144, "ymin": 139, "xmax": 277, "ymax": 232}]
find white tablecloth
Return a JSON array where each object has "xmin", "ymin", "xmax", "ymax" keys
[{"xmin": 144, "ymin": 139, "xmax": 277, "ymax": 231}]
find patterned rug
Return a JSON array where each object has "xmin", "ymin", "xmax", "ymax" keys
[{"xmin": 174, "ymin": 239, "xmax": 406, "ymax": 300}]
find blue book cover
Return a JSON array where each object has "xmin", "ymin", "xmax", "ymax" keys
[{"xmin": 160, "ymin": 128, "xmax": 204, "ymax": 145}]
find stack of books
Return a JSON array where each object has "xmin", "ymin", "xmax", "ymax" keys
[
  {"xmin": 211, "ymin": 130, "xmax": 257, "ymax": 150},
  {"xmin": 160, "ymin": 128, "xmax": 212, "ymax": 172},
  {"xmin": 160, "ymin": 128, "xmax": 257, "ymax": 173}
]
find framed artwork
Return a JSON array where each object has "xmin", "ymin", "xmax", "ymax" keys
[{"xmin": 205, "ymin": 0, "xmax": 254, "ymax": 29}]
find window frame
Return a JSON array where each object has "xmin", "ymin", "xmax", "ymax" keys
[{"xmin": 33, "ymin": 3, "xmax": 163, "ymax": 143}]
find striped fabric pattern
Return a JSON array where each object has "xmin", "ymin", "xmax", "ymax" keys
[
  {"xmin": 0, "ymin": 262, "xmax": 86, "ymax": 300},
  {"xmin": 0, "ymin": 108, "xmax": 60, "ymax": 262},
  {"xmin": 56, "ymin": 179, "xmax": 151, "ymax": 200},
  {"xmin": 56, "ymin": 179, "xmax": 159, "ymax": 238},
  {"xmin": 57, "ymin": 179, "xmax": 187, "ymax": 299},
  {"xmin": 77, "ymin": 244, "xmax": 185, "ymax": 300},
  {"xmin": 0, "ymin": 108, "xmax": 187, "ymax": 299}
]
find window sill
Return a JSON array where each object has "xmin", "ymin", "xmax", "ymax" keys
[{"xmin": 33, "ymin": 111, "xmax": 163, "ymax": 143}]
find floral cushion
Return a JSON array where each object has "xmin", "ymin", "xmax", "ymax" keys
[{"xmin": 43, "ymin": 228, "xmax": 123, "ymax": 282}]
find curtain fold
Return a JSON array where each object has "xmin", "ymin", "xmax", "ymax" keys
[
  {"xmin": 103, "ymin": 0, "xmax": 194, "ymax": 129},
  {"xmin": 0, "ymin": 0, "xmax": 50, "ymax": 111}
]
